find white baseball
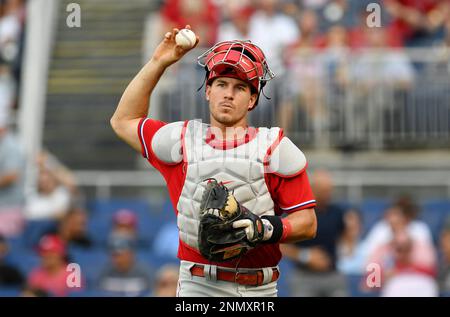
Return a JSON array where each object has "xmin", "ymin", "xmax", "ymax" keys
[{"xmin": 175, "ymin": 29, "xmax": 196, "ymax": 49}]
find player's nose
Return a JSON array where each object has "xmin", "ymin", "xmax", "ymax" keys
[{"xmin": 223, "ymin": 87, "xmax": 234, "ymax": 100}]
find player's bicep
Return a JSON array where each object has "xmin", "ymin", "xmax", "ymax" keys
[{"xmin": 111, "ymin": 118, "xmax": 142, "ymax": 152}]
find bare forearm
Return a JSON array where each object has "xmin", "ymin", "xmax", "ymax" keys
[
  {"xmin": 0, "ymin": 173, "xmax": 19, "ymax": 188},
  {"xmin": 282, "ymin": 208, "xmax": 317, "ymax": 243}
]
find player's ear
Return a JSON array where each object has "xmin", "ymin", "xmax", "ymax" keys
[
  {"xmin": 248, "ymin": 93, "xmax": 257, "ymax": 110},
  {"xmin": 206, "ymin": 85, "xmax": 211, "ymax": 101}
]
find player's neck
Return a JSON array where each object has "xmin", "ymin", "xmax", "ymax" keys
[{"xmin": 210, "ymin": 119, "xmax": 249, "ymax": 141}]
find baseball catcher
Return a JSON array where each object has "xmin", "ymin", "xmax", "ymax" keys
[{"xmin": 111, "ymin": 25, "xmax": 317, "ymax": 297}]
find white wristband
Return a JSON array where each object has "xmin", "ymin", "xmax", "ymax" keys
[{"xmin": 261, "ymin": 218, "xmax": 274, "ymax": 241}]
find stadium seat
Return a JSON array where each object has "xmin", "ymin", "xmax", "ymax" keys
[
  {"xmin": 440, "ymin": 291, "xmax": 450, "ymax": 297},
  {"xmin": 162, "ymin": 199, "xmax": 177, "ymax": 216},
  {"xmin": 359, "ymin": 199, "xmax": 389, "ymax": 236},
  {"xmin": 88, "ymin": 199, "xmax": 152, "ymax": 217},
  {"xmin": 86, "ymin": 213, "xmax": 111, "ymax": 247},
  {"xmin": 5, "ymin": 250, "xmax": 40, "ymax": 276},
  {"xmin": 277, "ymin": 258, "xmax": 294, "ymax": 297},
  {"xmin": 136, "ymin": 250, "xmax": 178, "ymax": 270},
  {"xmin": 6, "ymin": 236, "xmax": 26, "ymax": 251},
  {"xmin": 422, "ymin": 199, "xmax": 450, "ymax": 214},
  {"xmin": 420, "ymin": 199, "xmax": 450, "ymax": 244},
  {"xmin": 0, "ymin": 287, "xmax": 22, "ymax": 297},
  {"xmin": 335, "ymin": 201, "xmax": 355, "ymax": 212},
  {"xmin": 151, "ymin": 221, "xmax": 178, "ymax": 258},
  {"xmin": 345, "ymin": 274, "xmax": 379, "ymax": 297},
  {"xmin": 87, "ymin": 199, "xmax": 169, "ymax": 246},
  {"xmin": 68, "ymin": 247, "xmax": 109, "ymax": 289},
  {"xmin": 136, "ymin": 211, "xmax": 165, "ymax": 245},
  {"xmin": 22, "ymin": 220, "xmax": 58, "ymax": 248}
]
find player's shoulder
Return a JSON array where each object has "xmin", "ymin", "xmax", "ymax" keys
[
  {"xmin": 265, "ymin": 128, "xmax": 307, "ymax": 177},
  {"xmin": 151, "ymin": 121, "xmax": 185, "ymax": 164}
]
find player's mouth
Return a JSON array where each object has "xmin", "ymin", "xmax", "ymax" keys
[{"xmin": 219, "ymin": 102, "xmax": 234, "ymax": 109}]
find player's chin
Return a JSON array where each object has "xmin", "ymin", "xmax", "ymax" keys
[{"xmin": 215, "ymin": 111, "xmax": 234, "ymax": 122}]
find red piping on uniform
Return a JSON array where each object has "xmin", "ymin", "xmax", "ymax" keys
[
  {"xmin": 205, "ymin": 126, "xmax": 258, "ymax": 150},
  {"xmin": 279, "ymin": 201, "xmax": 317, "ymax": 212},
  {"xmin": 138, "ymin": 117, "xmax": 149, "ymax": 158},
  {"xmin": 169, "ymin": 120, "xmax": 189, "ymax": 217},
  {"xmin": 263, "ymin": 129, "xmax": 284, "ymax": 174},
  {"xmin": 181, "ymin": 120, "xmax": 189, "ymax": 163}
]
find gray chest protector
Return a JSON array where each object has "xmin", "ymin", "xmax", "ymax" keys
[{"xmin": 151, "ymin": 120, "xmax": 306, "ymax": 251}]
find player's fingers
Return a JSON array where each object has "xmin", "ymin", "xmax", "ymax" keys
[
  {"xmin": 245, "ymin": 227, "xmax": 254, "ymax": 240},
  {"xmin": 168, "ymin": 29, "xmax": 179, "ymax": 41},
  {"xmin": 232, "ymin": 219, "xmax": 251, "ymax": 229},
  {"xmin": 164, "ymin": 32, "xmax": 172, "ymax": 39},
  {"xmin": 208, "ymin": 208, "xmax": 220, "ymax": 217},
  {"xmin": 185, "ymin": 24, "xmax": 191, "ymax": 30}
]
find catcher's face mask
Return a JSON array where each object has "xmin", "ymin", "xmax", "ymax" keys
[{"xmin": 198, "ymin": 40, "xmax": 275, "ymax": 107}]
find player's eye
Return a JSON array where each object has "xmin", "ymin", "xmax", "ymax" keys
[{"xmin": 237, "ymin": 86, "xmax": 246, "ymax": 91}]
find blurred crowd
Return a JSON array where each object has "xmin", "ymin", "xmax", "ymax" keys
[
  {"xmin": 158, "ymin": 0, "xmax": 450, "ymax": 50},
  {"xmin": 1, "ymin": 114, "xmax": 181, "ymax": 296},
  {"xmin": 280, "ymin": 170, "xmax": 450, "ymax": 297},
  {"xmin": 0, "ymin": 0, "xmax": 25, "ymax": 127},
  {"xmin": 156, "ymin": 0, "xmax": 450, "ymax": 145},
  {"xmin": 1, "ymin": 0, "xmax": 450, "ymax": 297},
  {"xmin": 0, "ymin": 188, "xmax": 181, "ymax": 297},
  {"xmin": 2, "ymin": 162, "xmax": 450, "ymax": 297}
]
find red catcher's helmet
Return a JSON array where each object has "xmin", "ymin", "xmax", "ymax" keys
[{"xmin": 197, "ymin": 40, "xmax": 275, "ymax": 106}]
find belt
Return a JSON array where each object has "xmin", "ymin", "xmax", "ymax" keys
[{"xmin": 190, "ymin": 264, "xmax": 280, "ymax": 286}]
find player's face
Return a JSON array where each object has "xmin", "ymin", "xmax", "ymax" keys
[{"xmin": 206, "ymin": 77, "xmax": 257, "ymax": 128}]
